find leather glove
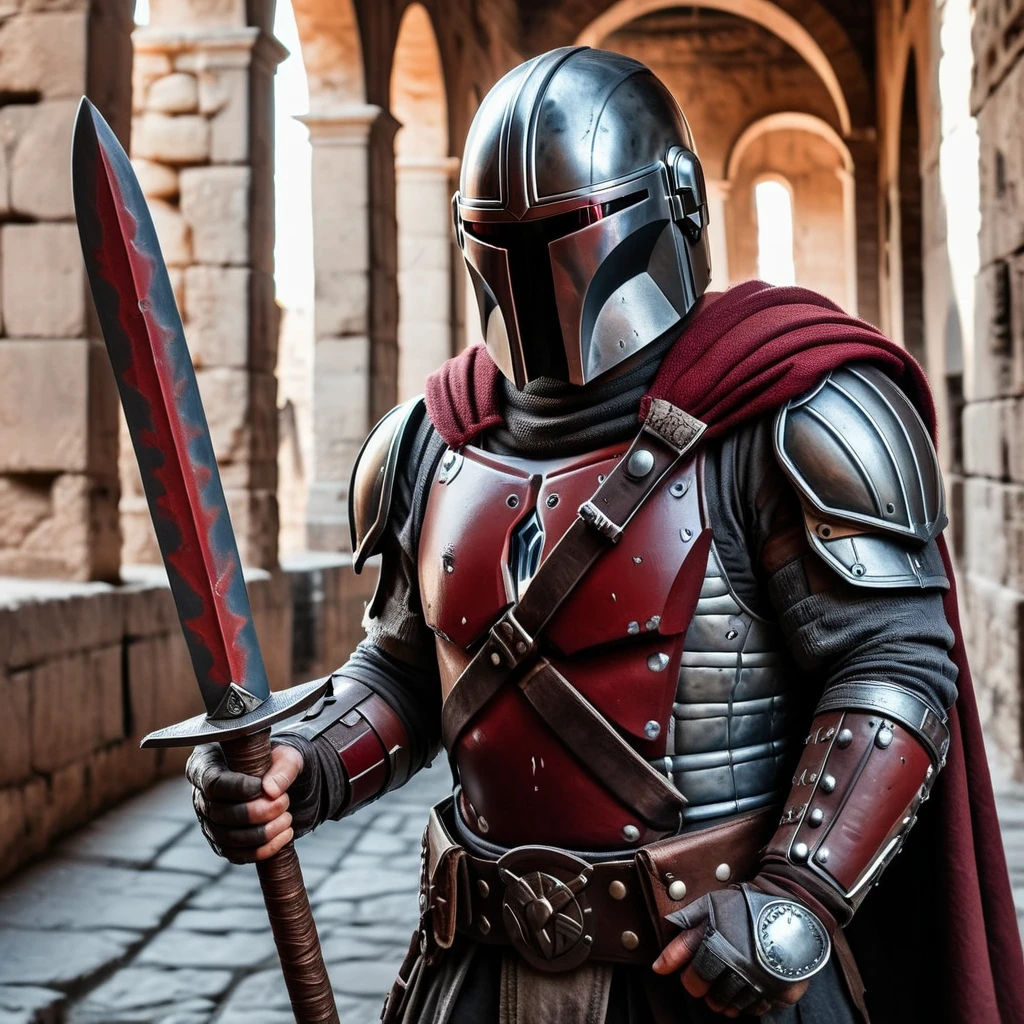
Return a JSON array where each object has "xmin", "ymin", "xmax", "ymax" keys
[
  {"xmin": 185, "ymin": 741, "xmax": 304, "ymax": 864},
  {"xmin": 653, "ymin": 881, "xmax": 832, "ymax": 1018}
]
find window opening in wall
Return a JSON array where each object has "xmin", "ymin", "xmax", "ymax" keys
[
  {"xmin": 134, "ymin": 0, "xmax": 149, "ymax": 25},
  {"xmin": 754, "ymin": 179, "xmax": 796, "ymax": 286}
]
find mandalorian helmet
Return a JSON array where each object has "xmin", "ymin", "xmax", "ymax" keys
[{"xmin": 453, "ymin": 46, "xmax": 712, "ymax": 389}]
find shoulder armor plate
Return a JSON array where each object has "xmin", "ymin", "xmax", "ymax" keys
[
  {"xmin": 348, "ymin": 396, "xmax": 426, "ymax": 572},
  {"xmin": 774, "ymin": 365, "xmax": 949, "ymax": 589}
]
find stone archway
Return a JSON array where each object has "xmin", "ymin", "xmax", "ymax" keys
[
  {"xmin": 390, "ymin": 3, "xmax": 458, "ymax": 401},
  {"xmin": 895, "ymin": 48, "xmax": 925, "ymax": 365},
  {"xmin": 576, "ymin": 0, "xmax": 853, "ymax": 134},
  {"xmin": 726, "ymin": 112, "xmax": 857, "ymax": 309}
]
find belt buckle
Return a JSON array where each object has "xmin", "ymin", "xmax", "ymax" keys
[{"xmin": 497, "ymin": 846, "xmax": 594, "ymax": 973}]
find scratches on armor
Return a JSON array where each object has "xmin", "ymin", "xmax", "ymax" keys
[{"xmin": 650, "ymin": 540, "xmax": 799, "ymax": 823}]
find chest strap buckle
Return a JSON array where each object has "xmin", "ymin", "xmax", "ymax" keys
[
  {"xmin": 488, "ymin": 609, "xmax": 535, "ymax": 669},
  {"xmin": 578, "ymin": 501, "xmax": 623, "ymax": 543}
]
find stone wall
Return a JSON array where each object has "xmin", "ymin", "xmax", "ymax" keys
[
  {"xmin": 962, "ymin": 0, "xmax": 1024, "ymax": 780},
  {"xmin": 0, "ymin": 556, "xmax": 377, "ymax": 881}
]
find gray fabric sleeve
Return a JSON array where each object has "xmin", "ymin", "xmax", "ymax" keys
[{"xmin": 704, "ymin": 417, "xmax": 959, "ymax": 716}]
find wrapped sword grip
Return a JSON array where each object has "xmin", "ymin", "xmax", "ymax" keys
[{"xmin": 222, "ymin": 730, "xmax": 340, "ymax": 1024}]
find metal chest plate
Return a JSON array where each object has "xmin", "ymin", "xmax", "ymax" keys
[{"xmin": 419, "ymin": 443, "xmax": 711, "ymax": 849}]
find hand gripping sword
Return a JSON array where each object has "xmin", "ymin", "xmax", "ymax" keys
[{"xmin": 72, "ymin": 99, "xmax": 340, "ymax": 1024}]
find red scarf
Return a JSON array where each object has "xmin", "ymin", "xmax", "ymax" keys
[{"xmin": 425, "ymin": 280, "xmax": 1024, "ymax": 1022}]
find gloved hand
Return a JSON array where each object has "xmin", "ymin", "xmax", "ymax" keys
[
  {"xmin": 652, "ymin": 881, "xmax": 832, "ymax": 1018},
  {"xmin": 185, "ymin": 742, "xmax": 304, "ymax": 863}
]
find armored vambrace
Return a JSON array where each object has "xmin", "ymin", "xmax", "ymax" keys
[
  {"xmin": 761, "ymin": 682, "xmax": 950, "ymax": 927},
  {"xmin": 280, "ymin": 676, "xmax": 413, "ymax": 819}
]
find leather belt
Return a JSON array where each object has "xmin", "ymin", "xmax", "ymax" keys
[{"xmin": 420, "ymin": 798, "xmax": 778, "ymax": 975}]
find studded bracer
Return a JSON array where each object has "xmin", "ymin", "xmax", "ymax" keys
[{"xmin": 419, "ymin": 442, "xmax": 798, "ymax": 851}]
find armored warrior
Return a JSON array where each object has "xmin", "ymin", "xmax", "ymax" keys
[{"xmin": 187, "ymin": 48, "xmax": 1024, "ymax": 1022}]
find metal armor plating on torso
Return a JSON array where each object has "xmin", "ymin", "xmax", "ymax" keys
[{"xmin": 418, "ymin": 442, "xmax": 796, "ymax": 849}]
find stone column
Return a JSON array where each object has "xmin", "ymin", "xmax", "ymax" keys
[
  {"xmin": 847, "ymin": 135, "xmax": 881, "ymax": 328},
  {"xmin": 396, "ymin": 155, "xmax": 460, "ymax": 400},
  {"xmin": 0, "ymin": 0, "xmax": 132, "ymax": 580},
  {"xmin": 705, "ymin": 178, "xmax": 731, "ymax": 290},
  {"xmin": 303, "ymin": 105, "xmax": 399, "ymax": 552},
  {"xmin": 128, "ymin": 19, "xmax": 285, "ymax": 570}
]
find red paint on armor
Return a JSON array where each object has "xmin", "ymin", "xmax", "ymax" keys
[{"xmin": 421, "ymin": 444, "xmax": 710, "ymax": 849}]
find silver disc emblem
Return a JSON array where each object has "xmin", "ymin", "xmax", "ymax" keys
[
  {"xmin": 754, "ymin": 899, "xmax": 831, "ymax": 982},
  {"xmin": 497, "ymin": 847, "xmax": 593, "ymax": 973}
]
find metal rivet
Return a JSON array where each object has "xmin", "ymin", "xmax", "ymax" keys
[
  {"xmin": 817, "ymin": 848, "xmax": 830, "ymax": 865},
  {"xmin": 644, "ymin": 720, "xmax": 661, "ymax": 740},
  {"xmin": 490, "ymin": 652, "xmax": 501, "ymax": 666},
  {"xmin": 621, "ymin": 930, "xmax": 640, "ymax": 950},
  {"xmin": 477, "ymin": 879, "xmax": 490, "ymax": 898},
  {"xmin": 647, "ymin": 652, "xmax": 670, "ymax": 672},
  {"xmin": 715, "ymin": 863, "xmax": 731, "ymax": 882},
  {"xmin": 852, "ymin": 563, "xmax": 866, "ymax": 576},
  {"xmin": 506, "ymin": 494, "xmax": 519, "ymax": 508},
  {"xmin": 477, "ymin": 816, "xmax": 489, "ymax": 833},
  {"xmin": 627, "ymin": 449, "xmax": 655, "ymax": 478},
  {"xmin": 598, "ymin": 474, "xmax": 606, "ymax": 483},
  {"xmin": 646, "ymin": 616, "xmax": 661, "ymax": 631},
  {"xmin": 792, "ymin": 842, "xmax": 809, "ymax": 863},
  {"xmin": 609, "ymin": 880, "xmax": 628, "ymax": 900},
  {"xmin": 516, "ymin": 641, "xmax": 527, "ymax": 654},
  {"xmin": 926, "ymin": 765, "xmax": 934, "ymax": 779},
  {"xmin": 478, "ymin": 915, "xmax": 491, "ymax": 935},
  {"xmin": 820, "ymin": 774, "xmax": 836, "ymax": 794},
  {"xmin": 809, "ymin": 808, "xmax": 824, "ymax": 827},
  {"xmin": 886, "ymin": 502, "xmax": 896, "ymax": 514},
  {"xmin": 622, "ymin": 824, "xmax": 640, "ymax": 843},
  {"xmin": 668, "ymin": 880, "xmax": 687, "ymax": 901},
  {"xmin": 680, "ymin": 527, "xmax": 693, "ymax": 542},
  {"xmin": 725, "ymin": 629, "xmax": 738, "ymax": 640},
  {"xmin": 627, "ymin": 621, "xmax": 640, "ymax": 635},
  {"xmin": 876, "ymin": 727, "xmax": 894, "ymax": 749},
  {"xmin": 670, "ymin": 481, "xmax": 687, "ymax": 498},
  {"xmin": 546, "ymin": 494, "xmax": 559, "ymax": 508},
  {"xmin": 418, "ymin": 892, "xmax": 427, "ymax": 908},
  {"xmin": 817, "ymin": 524, "xmax": 832, "ymax": 538},
  {"xmin": 836, "ymin": 728, "xmax": 853, "ymax": 748},
  {"xmin": 632, "ymin": 555, "xmax": 643, "ymax": 565}
]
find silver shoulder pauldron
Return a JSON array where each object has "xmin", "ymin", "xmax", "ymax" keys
[{"xmin": 774, "ymin": 364, "xmax": 948, "ymax": 589}]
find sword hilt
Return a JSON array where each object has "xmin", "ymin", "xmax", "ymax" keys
[{"xmin": 222, "ymin": 730, "xmax": 340, "ymax": 1024}]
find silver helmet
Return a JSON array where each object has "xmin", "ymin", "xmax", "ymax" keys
[{"xmin": 453, "ymin": 46, "xmax": 712, "ymax": 389}]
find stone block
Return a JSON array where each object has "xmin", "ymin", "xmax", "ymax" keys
[
  {"xmin": 91, "ymin": 644, "xmax": 125, "ymax": 745},
  {"xmin": 963, "ymin": 573, "xmax": 1024, "ymax": 777},
  {"xmin": 0, "ymin": 339, "xmax": 92, "ymax": 472},
  {"xmin": 208, "ymin": 67, "xmax": 250, "ymax": 164},
  {"xmin": 971, "ymin": 260, "xmax": 1014, "ymax": 401},
  {"xmin": 0, "ymin": 13, "xmax": 87, "ymax": 99},
  {"xmin": 0, "ymin": 670, "xmax": 30, "ymax": 787},
  {"xmin": 132, "ymin": 50, "xmax": 173, "ymax": 113},
  {"xmin": 126, "ymin": 631, "xmax": 202, "ymax": 740},
  {"xmin": 184, "ymin": 265, "xmax": 249, "ymax": 367},
  {"xmin": 225, "ymin": 487, "xmax": 278, "ymax": 569},
  {"xmin": 180, "ymin": 166, "xmax": 250, "ymax": 264},
  {"xmin": 30, "ymin": 653, "xmax": 103, "ymax": 772},
  {"xmin": 963, "ymin": 399, "xmax": 1011, "ymax": 479},
  {"xmin": 132, "ymin": 112, "xmax": 211, "ymax": 165},
  {"xmin": 195, "ymin": 366, "xmax": 251, "ymax": 465},
  {"xmin": 134, "ymin": 157, "xmax": 180, "ymax": 200},
  {"xmin": 3, "ymin": 99, "xmax": 78, "ymax": 219},
  {"xmin": 149, "ymin": 197, "xmax": 193, "ymax": 268},
  {"xmin": 146, "ymin": 0, "xmax": 246, "ymax": 30},
  {"xmin": 120, "ymin": 576, "xmax": 178, "ymax": 638},
  {"xmin": 1, "ymin": 226, "xmax": 85, "ymax": 337},
  {"xmin": 964, "ymin": 476, "xmax": 1024, "ymax": 590},
  {"xmin": 148, "ymin": 72, "xmax": 199, "ymax": 114}
]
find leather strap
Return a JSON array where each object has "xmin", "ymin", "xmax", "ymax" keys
[
  {"xmin": 518, "ymin": 660, "xmax": 685, "ymax": 831},
  {"xmin": 440, "ymin": 399, "xmax": 707, "ymax": 753}
]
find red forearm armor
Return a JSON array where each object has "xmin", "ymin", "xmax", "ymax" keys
[
  {"xmin": 762, "ymin": 682, "xmax": 949, "ymax": 921},
  {"xmin": 288, "ymin": 677, "xmax": 413, "ymax": 814}
]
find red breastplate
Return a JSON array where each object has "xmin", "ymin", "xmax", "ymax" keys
[{"xmin": 419, "ymin": 443, "xmax": 710, "ymax": 849}]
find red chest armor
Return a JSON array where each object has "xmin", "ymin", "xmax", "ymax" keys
[{"xmin": 419, "ymin": 443, "xmax": 711, "ymax": 850}]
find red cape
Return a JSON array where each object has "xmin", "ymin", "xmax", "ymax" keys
[{"xmin": 426, "ymin": 280, "xmax": 1024, "ymax": 1023}]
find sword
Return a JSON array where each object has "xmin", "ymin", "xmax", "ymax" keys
[{"xmin": 72, "ymin": 98, "xmax": 340, "ymax": 1024}]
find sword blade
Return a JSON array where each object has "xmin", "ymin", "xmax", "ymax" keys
[{"xmin": 72, "ymin": 98, "xmax": 269, "ymax": 716}]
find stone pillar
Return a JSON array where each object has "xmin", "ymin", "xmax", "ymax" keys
[
  {"xmin": 127, "ymin": 15, "xmax": 285, "ymax": 570},
  {"xmin": 963, "ymin": 0, "xmax": 1024, "ymax": 780},
  {"xmin": 847, "ymin": 135, "xmax": 881, "ymax": 328},
  {"xmin": 705, "ymin": 179, "xmax": 731, "ymax": 290},
  {"xmin": 304, "ymin": 105, "xmax": 399, "ymax": 551},
  {"xmin": 396, "ymin": 155, "xmax": 460, "ymax": 400},
  {"xmin": 0, "ymin": 0, "xmax": 132, "ymax": 580},
  {"xmin": 838, "ymin": 166, "xmax": 858, "ymax": 315}
]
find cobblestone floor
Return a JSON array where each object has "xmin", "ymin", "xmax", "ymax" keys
[{"xmin": 1, "ymin": 767, "xmax": 1022, "ymax": 1024}]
